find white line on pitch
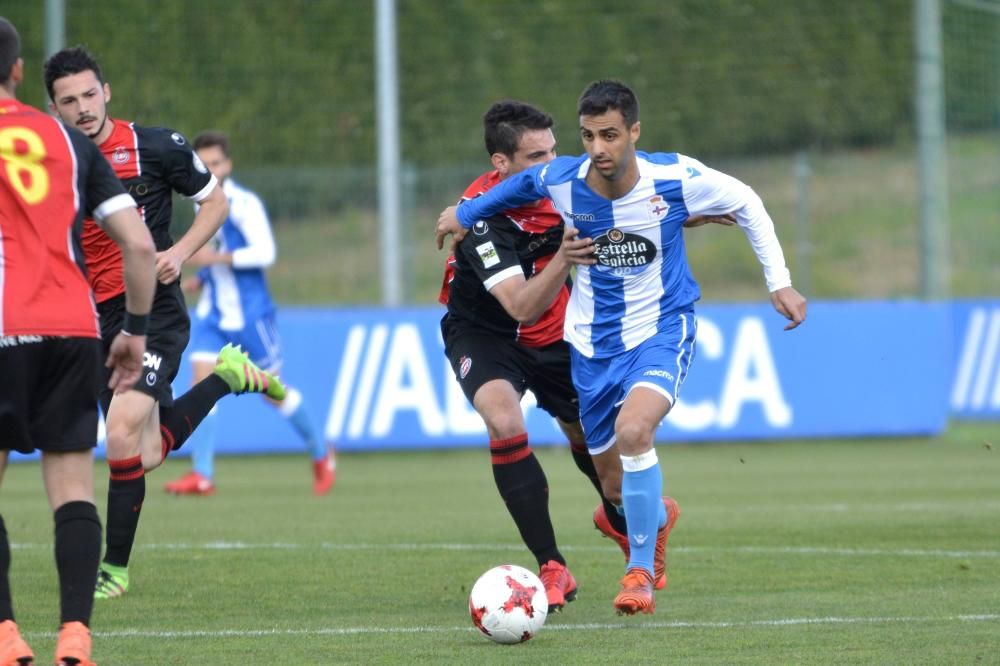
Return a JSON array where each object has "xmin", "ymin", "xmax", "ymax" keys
[
  {"xmin": 693, "ymin": 501, "xmax": 1000, "ymax": 513},
  {"xmin": 20, "ymin": 613, "xmax": 1000, "ymax": 640},
  {"xmin": 11, "ymin": 542, "xmax": 1000, "ymax": 558}
]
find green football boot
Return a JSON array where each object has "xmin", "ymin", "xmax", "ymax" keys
[
  {"xmin": 94, "ymin": 563, "xmax": 129, "ymax": 600},
  {"xmin": 213, "ymin": 343, "xmax": 287, "ymax": 400}
]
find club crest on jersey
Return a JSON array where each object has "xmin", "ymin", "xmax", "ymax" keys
[
  {"xmin": 647, "ymin": 195, "xmax": 670, "ymax": 221},
  {"xmin": 476, "ymin": 241, "xmax": 500, "ymax": 268},
  {"xmin": 592, "ymin": 228, "xmax": 657, "ymax": 276},
  {"xmin": 112, "ymin": 147, "xmax": 130, "ymax": 164},
  {"xmin": 459, "ymin": 355, "xmax": 472, "ymax": 379}
]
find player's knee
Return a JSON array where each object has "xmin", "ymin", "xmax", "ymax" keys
[
  {"xmin": 104, "ymin": 422, "xmax": 141, "ymax": 458},
  {"xmin": 481, "ymin": 411, "xmax": 525, "ymax": 440},
  {"xmin": 614, "ymin": 420, "xmax": 654, "ymax": 453}
]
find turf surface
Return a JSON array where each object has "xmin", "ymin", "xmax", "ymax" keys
[{"xmin": 3, "ymin": 423, "xmax": 997, "ymax": 664}]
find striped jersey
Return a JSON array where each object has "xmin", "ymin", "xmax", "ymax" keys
[
  {"xmin": 0, "ymin": 98, "xmax": 135, "ymax": 337},
  {"xmin": 193, "ymin": 178, "xmax": 276, "ymax": 331},
  {"xmin": 82, "ymin": 118, "xmax": 216, "ymax": 302},
  {"xmin": 456, "ymin": 151, "xmax": 791, "ymax": 358}
]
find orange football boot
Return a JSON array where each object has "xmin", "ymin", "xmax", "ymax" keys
[
  {"xmin": 0, "ymin": 620, "xmax": 33, "ymax": 666},
  {"xmin": 595, "ymin": 496, "xmax": 681, "ymax": 590},
  {"xmin": 613, "ymin": 567, "xmax": 656, "ymax": 615},
  {"xmin": 538, "ymin": 560, "xmax": 577, "ymax": 612},
  {"xmin": 55, "ymin": 621, "xmax": 94, "ymax": 666}
]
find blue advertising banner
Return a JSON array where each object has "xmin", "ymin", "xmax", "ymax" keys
[
  {"xmin": 6, "ymin": 299, "xmax": 964, "ymax": 461},
  {"xmin": 949, "ymin": 300, "xmax": 1000, "ymax": 419},
  {"xmin": 137, "ymin": 300, "xmax": 952, "ymax": 455}
]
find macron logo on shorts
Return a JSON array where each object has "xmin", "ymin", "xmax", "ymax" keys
[{"xmin": 643, "ymin": 369, "xmax": 675, "ymax": 382}]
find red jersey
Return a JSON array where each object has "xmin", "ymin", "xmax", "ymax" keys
[
  {"xmin": 440, "ymin": 170, "xmax": 569, "ymax": 348},
  {"xmin": 0, "ymin": 99, "xmax": 133, "ymax": 337},
  {"xmin": 83, "ymin": 119, "xmax": 215, "ymax": 302}
]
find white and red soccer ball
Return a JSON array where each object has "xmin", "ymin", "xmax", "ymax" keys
[{"xmin": 468, "ymin": 564, "xmax": 548, "ymax": 644}]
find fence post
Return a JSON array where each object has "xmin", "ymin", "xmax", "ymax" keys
[{"xmin": 915, "ymin": 0, "xmax": 951, "ymax": 300}]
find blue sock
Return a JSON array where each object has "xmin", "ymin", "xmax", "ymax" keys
[
  {"xmin": 279, "ymin": 387, "xmax": 325, "ymax": 460},
  {"xmin": 620, "ymin": 450, "xmax": 663, "ymax": 577},
  {"xmin": 190, "ymin": 407, "xmax": 217, "ymax": 480}
]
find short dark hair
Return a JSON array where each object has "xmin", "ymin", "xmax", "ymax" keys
[
  {"xmin": 577, "ymin": 79, "xmax": 639, "ymax": 127},
  {"xmin": 193, "ymin": 130, "xmax": 230, "ymax": 157},
  {"xmin": 0, "ymin": 17, "xmax": 20, "ymax": 86},
  {"xmin": 483, "ymin": 100, "xmax": 554, "ymax": 157},
  {"xmin": 43, "ymin": 46, "xmax": 104, "ymax": 100}
]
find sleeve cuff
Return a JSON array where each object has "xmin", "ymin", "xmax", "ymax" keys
[
  {"xmin": 92, "ymin": 193, "xmax": 137, "ymax": 223},
  {"xmin": 456, "ymin": 206, "xmax": 474, "ymax": 229}
]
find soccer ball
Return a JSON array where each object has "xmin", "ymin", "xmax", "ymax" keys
[{"xmin": 468, "ymin": 564, "xmax": 548, "ymax": 644}]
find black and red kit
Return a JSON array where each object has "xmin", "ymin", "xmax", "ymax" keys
[
  {"xmin": 440, "ymin": 170, "xmax": 578, "ymax": 421},
  {"xmin": 83, "ymin": 118, "xmax": 215, "ymax": 303},
  {"xmin": 85, "ymin": 119, "xmax": 216, "ymax": 408},
  {"xmin": 439, "ymin": 170, "xmax": 569, "ymax": 347}
]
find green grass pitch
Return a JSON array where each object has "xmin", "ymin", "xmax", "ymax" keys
[{"xmin": 3, "ymin": 423, "xmax": 997, "ymax": 664}]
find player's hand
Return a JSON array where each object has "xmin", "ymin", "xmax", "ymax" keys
[
  {"xmin": 684, "ymin": 213, "xmax": 736, "ymax": 228},
  {"xmin": 106, "ymin": 332, "xmax": 146, "ymax": 393},
  {"xmin": 770, "ymin": 286, "xmax": 807, "ymax": 331},
  {"xmin": 435, "ymin": 206, "xmax": 466, "ymax": 250},
  {"xmin": 155, "ymin": 248, "xmax": 185, "ymax": 284},
  {"xmin": 559, "ymin": 226, "xmax": 596, "ymax": 266}
]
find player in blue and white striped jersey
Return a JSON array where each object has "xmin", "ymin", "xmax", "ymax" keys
[
  {"xmin": 438, "ymin": 80, "xmax": 806, "ymax": 615},
  {"xmin": 164, "ymin": 131, "xmax": 335, "ymax": 497}
]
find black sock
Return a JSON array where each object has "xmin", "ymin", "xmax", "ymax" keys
[
  {"xmin": 570, "ymin": 441, "xmax": 628, "ymax": 535},
  {"xmin": 491, "ymin": 435, "xmax": 563, "ymax": 567},
  {"xmin": 54, "ymin": 502, "xmax": 101, "ymax": 626},
  {"xmin": 104, "ymin": 456, "xmax": 145, "ymax": 568},
  {"xmin": 0, "ymin": 515, "xmax": 13, "ymax": 622},
  {"xmin": 160, "ymin": 374, "xmax": 230, "ymax": 452}
]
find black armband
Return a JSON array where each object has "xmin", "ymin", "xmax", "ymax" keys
[{"xmin": 122, "ymin": 311, "xmax": 150, "ymax": 337}]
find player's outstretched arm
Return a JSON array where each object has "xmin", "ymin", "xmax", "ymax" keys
[
  {"xmin": 155, "ymin": 184, "xmax": 229, "ymax": 284},
  {"xmin": 438, "ymin": 168, "xmax": 548, "ymax": 250},
  {"xmin": 770, "ymin": 286, "xmax": 807, "ymax": 331},
  {"xmin": 100, "ymin": 206, "xmax": 157, "ymax": 391}
]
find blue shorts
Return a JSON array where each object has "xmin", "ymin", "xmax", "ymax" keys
[
  {"xmin": 571, "ymin": 310, "xmax": 697, "ymax": 454},
  {"xmin": 188, "ymin": 314, "xmax": 283, "ymax": 373}
]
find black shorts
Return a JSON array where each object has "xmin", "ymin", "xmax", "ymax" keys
[
  {"xmin": 97, "ymin": 284, "xmax": 190, "ymax": 413},
  {"xmin": 0, "ymin": 336, "xmax": 102, "ymax": 454},
  {"xmin": 442, "ymin": 318, "xmax": 580, "ymax": 424}
]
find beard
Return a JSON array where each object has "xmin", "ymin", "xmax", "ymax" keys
[{"xmin": 82, "ymin": 115, "xmax": 107, "ymax": 140}]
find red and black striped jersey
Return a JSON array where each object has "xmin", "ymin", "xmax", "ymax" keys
[
  {"xmin": 0, "ymin": 99, "xmax": 134, "ymax": 337},
  {"xmin": 440, "ymin": 170, "xmax": 569, "ymax": 348},
  {"xmin": 82, "ymin": 118, "xmax": 215, "ymax": 302}
]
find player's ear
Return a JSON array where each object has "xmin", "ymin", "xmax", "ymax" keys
[
  {"xmin": 490, "ymin": 152, "xmax": 509, "ymax": 177},
  {"xmin": 630, "ymin": 120, "xmax": 641, "ymax": 144},
  {"xmin": 103, "ymin": 82, "xmax": 112, "ymax": 103},
  {"xmin": 10, "ymin": 57, "xmax": 23, "ymax": 86}
]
